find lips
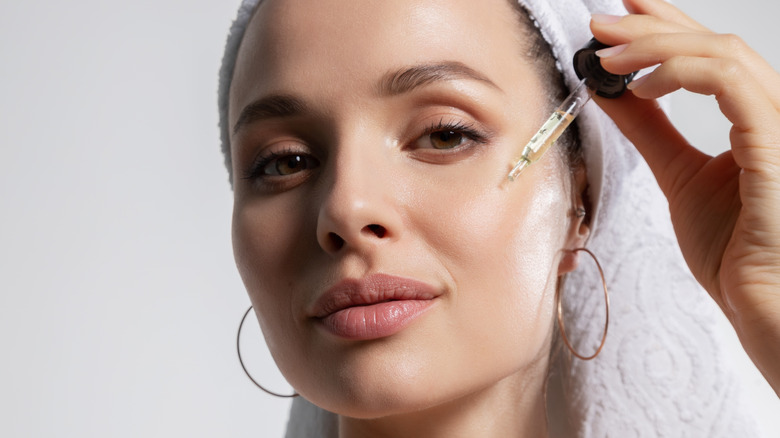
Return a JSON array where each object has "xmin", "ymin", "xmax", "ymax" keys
[{"xmin": 310, "ymin": 273, "xmax": 439, "ymax": 340}]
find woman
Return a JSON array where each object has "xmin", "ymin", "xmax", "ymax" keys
[{"xmin": 219, "ymin": 0, "xmax": 780, "ymax": 436}]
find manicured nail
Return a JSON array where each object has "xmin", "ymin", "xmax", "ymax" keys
[
  {"xmin": 591, "ymin": 14, "xmax": 623, "ymax": 24},
  {"xmin": 595, "ymin": 44, "xmax": 628, "ymax": 58},
  {"xmin": 626, "ymin": 74, "xmax": 649, "ymax": 91}
]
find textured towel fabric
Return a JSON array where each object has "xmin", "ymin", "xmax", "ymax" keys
[{"xmin": 218, "ymin": 1, "xmax": 762, "ymax": 437}]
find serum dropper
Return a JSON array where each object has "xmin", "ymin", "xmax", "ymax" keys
[{"xmin": 508, "ymin": 38, "xmax": 636, "ymax": 181}]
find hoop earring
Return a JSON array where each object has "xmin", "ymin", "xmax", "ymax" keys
[
  {"xmin": 557, "ymin": 248, "xmax": 610, "ymax": 361},
  {"xmin": 237, "ymin": 306, "xmax": 299, "ymax": 398}
]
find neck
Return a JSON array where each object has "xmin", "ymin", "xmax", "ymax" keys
[{"xmin": 338, "ymin": 366, "xmax": 549, "ymax": 438}]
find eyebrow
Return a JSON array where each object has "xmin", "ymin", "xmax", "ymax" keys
[
  {"xmin": 233, "ymin": 94, "xmax": 308, "ymax": 135},
  {"xmin": 378, "ymin": 61, "xmax": 502, "ymax": 96},
  {"xmin": 233, "ymin": 62, "xmax": 500, "ymax": 135}
]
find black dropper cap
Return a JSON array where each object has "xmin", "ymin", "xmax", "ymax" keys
[{"xmin": 573, "ymin": 38, "xmax": 636, "ymax": 99}]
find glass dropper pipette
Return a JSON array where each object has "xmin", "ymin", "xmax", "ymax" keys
[
  {"xmin": 507, "ymin": 38, "xmax": 636, "ymax": 181},
  {"xmin": 508, "ymin": 78, "xmax": 593, "ymax": 181}
]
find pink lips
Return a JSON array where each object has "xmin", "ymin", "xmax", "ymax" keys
[{"xmin": 311, "ymin": 273, "xmax": 439, "ymax": 340}]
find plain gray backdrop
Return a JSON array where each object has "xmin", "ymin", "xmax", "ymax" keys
[{"xmin": 1, "ymin": 1, "xmax": 778, "ymax": 436}]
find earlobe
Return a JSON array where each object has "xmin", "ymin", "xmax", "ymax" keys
[{"xmin": 558, "ymin": 250, "xmax": 579, "ymax": 275}]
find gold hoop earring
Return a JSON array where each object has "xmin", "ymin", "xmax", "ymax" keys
[
  {"xmin": 237, "ymin": 306, "xmax": 299, "ymax": 398},
  {"xmin": 557, "ymin": 248, "xmax": 610, "ymax": 361}
]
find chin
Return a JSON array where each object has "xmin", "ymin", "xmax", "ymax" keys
[
  {"xmin": 296, "ymin": 356, "xmax": 527, "ymax": 421},
  {"xmin": 312, "ymin": 385, "xmax": 463, "ymax": 420},
  {"xmin": 290, "ymin": 357, "xmax": 453, "ymax": 419}
]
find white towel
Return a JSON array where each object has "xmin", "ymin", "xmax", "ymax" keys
[{"xmin": 218, "ymin": 1, "xmax": 762, "ymax": 436}]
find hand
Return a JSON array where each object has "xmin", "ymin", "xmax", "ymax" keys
[{"xmin": 590, "ymin": 0, "xmax": 780, "ymax": 394}]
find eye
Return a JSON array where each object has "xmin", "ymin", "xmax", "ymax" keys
[
  {"xmin": 429, "ymin": 130, "xmax": 466, "ymax": 149},
  {"xmin": 264, "ymin": 154, "xmax": 318, "ymax": 176},
  {"xmin": 415, "ymin": 119, "xmax": 488, "ymax": 151},
  {"xmin": 242, "ymin": 150, "xmax": 321, "ymax": 184}
]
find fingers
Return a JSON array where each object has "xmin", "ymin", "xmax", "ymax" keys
[
  {"xmin": 629, "ymin": 57, "xmax": 772, "ymax": 127},
  {"xmin": 591, "ymin": 14, "xmax": 703, "ymax": 47},
  {"xmin": 596, "ymin": 32, "xmax": 780, "ymax": 108},
  {"xmin": 628, "ymin": 58, "xmax": 780, "ymax": 174},
  {"xmin": 589, "ymin": 3, "xmax": 780, "ymax": 177}
]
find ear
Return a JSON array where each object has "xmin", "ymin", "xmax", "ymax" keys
[{"xmin": 557, "ymin": 164, "xmax": 591, "ymax": 275}]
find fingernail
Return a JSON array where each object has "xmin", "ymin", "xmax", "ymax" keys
[
  {"xmin": 626, "ymin": 74, "xmax": 649, "ymax": 91},
  {"xmin": 591, "ymin": 14, "xmax": 623, "ymax": 24},
  {"xmin": 595, "ymin": 44, "xmax": 628, "ymax": 58}
]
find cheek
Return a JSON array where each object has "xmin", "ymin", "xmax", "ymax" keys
[
  {"xmin": 406, "ymin": 159, "xmax": 569, "ymax": 358},
  {"xmin": 232, "ymin": 197, "xmax": 328, "ymax": 385},
  {"xmin": 231, "ymin": 198, "xmax": 311, "ymax": 336}
]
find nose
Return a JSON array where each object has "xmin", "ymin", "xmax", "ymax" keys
[{"xmin": 315, "ymin": 154, "xmax": 401, "ymax": 254}]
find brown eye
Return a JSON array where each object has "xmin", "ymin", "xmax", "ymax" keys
[
  {"xmin": 263, "ymin": 154, "xmax": 319, "ymax": 176},
  {"xmin": 430, "ymin": 130, "xmax": 465, "ymax": 149}
]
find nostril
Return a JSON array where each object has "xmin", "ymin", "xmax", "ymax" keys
[
  {"xmin": 365, "ymin": 224, "xmax": 387, "ymax": 238},
  {"xmin": 327, "ymin": 233, "xmax": 345, "ymax": 251}
]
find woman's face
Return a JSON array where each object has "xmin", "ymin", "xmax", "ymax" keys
[{"xmin": 229, "ymin": 0, "xmax": 588, "ymax": 418}]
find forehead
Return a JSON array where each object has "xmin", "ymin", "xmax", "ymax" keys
[{"xmin": 229, "ymin": 0, "xmax": 537, "ymax": 125}]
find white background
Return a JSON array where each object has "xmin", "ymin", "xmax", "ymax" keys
[{"xmin": 1, "ymin": 1, "xmax": 778, "ymax": 436}]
